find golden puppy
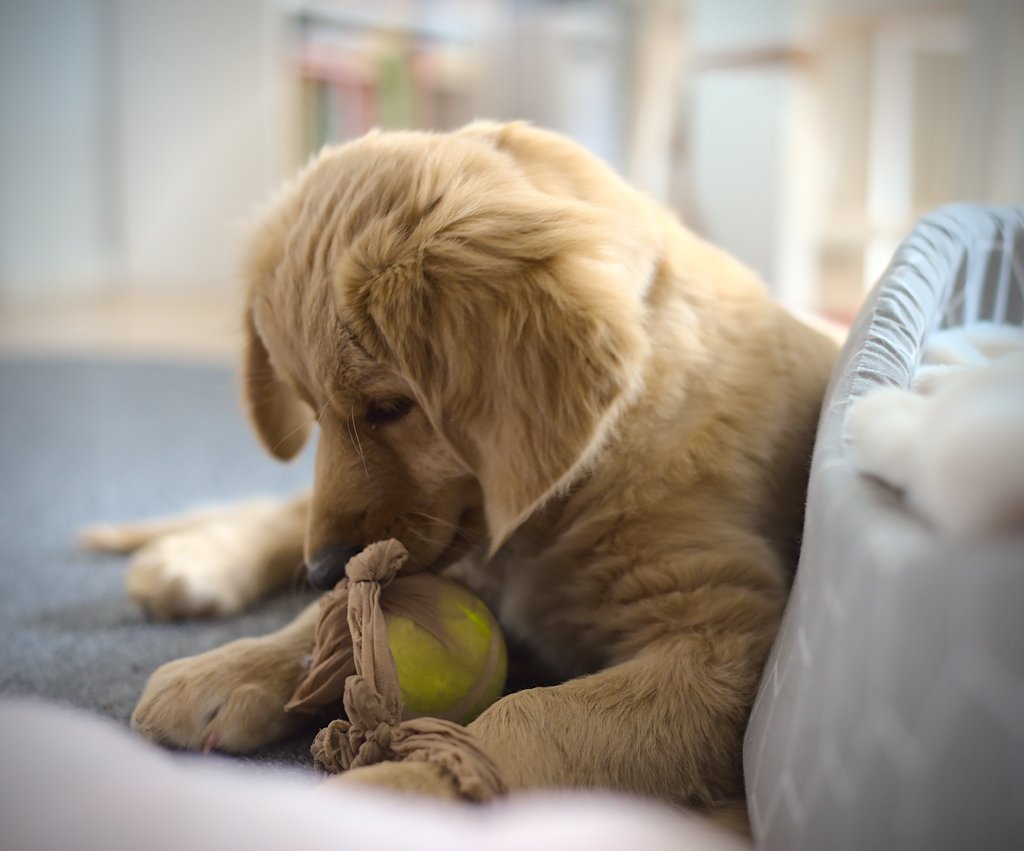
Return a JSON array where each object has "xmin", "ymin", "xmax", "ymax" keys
[{"xmin": 93, "ymin": 122, "xmax": 836, "ymax": 812}]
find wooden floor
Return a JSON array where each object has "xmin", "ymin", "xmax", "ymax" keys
[{"xmin": 0, "ymin": 290, "xmax": 241, "ymax": 363}]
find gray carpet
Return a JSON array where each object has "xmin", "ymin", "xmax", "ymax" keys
[{"xmin": 0, "ymin": 356, "xmax": 322, "ymax": 765}]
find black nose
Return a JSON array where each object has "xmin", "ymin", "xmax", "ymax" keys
[{"xmin": 306, "ymin": 543, "xmax": 364, "ymax": 590}]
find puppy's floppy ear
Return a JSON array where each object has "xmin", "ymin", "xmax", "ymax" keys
[
  {"xmin": 240, "ymin": 179, "xmax": 314, "ymax": 462},
  {"xmin": 241, "ymin": 311, "xmax": 312, "ymax": 460},
  {"xmin": 346, "ymin": 190, "xmax": 654, "ymax": 552}
]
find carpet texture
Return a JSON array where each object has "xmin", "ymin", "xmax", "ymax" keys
[{"xmin": 0, "ymin": 356, "xmax": 322, "ymax": 766}]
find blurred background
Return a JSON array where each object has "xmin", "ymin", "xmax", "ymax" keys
[{"xmin": 1, "ymin": 0, "xmax": 1022, "ymax": 362}]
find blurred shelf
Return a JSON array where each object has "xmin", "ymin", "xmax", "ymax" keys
[{"xmin": 0, "ymin": 290, "xmax": 242, "ymax": 364}]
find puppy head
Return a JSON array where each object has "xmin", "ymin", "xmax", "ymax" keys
[{"xmin": 242, "ymin": 124, "xmax": 656, "ymax": 568}]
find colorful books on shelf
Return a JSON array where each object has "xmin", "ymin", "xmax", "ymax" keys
[{"xmin": 290, "ymin": 11, "xmax": 477, "ymax": 163}]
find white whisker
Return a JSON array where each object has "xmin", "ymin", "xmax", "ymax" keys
[
  {"xmin": 347, "ymin": 411, "xmax": 370, "ymax": 480},
  {"xmin": 408, "ymin": 510, "xmax": 474, "ymax": 543},
  {"xmin": 271, "ymin": 408, "xmax": 321, "ymax": 455},
  {"xmin": 404, "ymin": 525, "xmax": 446, "ymax": 547},
  {"xmin": 408, "ymin": 510, "xmax": 460, "ymax": 532}
]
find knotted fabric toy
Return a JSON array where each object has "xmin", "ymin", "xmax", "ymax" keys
[{"xmin": 289, "ymin": 539, "xmax": 507, "ymax": 801}]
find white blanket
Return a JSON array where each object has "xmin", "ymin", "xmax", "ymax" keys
[{"xmin": 848, "ymin": 322, "xmax": 1024, "ymax": 535}]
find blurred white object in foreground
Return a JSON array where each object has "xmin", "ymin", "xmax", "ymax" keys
[
  {"xmin": 848, "ymin": 323, "xmax": 1024, "ymax": 536},
  {"xmin": 0, "ymin": 699, "xmax": 747, "ymax": 851}
]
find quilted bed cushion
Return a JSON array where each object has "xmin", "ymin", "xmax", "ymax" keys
[{"xmin": 744, "ymin": 206, "xmax": 1024, "ymax": 850}]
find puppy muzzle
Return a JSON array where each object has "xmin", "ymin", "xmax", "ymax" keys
[{"xmin": 307, "ymin": 543, "xmax": 364, "ymax": 590}]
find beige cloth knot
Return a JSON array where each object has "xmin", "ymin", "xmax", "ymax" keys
[
  {"xmin": 307, "ymin": 539, "xmax": 507, "ymax": 802},
  {"xmin": 342, "ymin": 675, "xmax": 396, "ymax": 729},
  {"xmin": 344, "ymin": 539, "xmax": 407, "ymax": 586}
]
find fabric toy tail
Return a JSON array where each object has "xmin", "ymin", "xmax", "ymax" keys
[{"xmin": 310, "ymin": 539, "xmax": 507, "ymax": 801}]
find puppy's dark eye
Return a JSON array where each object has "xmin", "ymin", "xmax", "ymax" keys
[{"xmin": 366, "ymin": 397, "xmax": 414, "ymax": 428}]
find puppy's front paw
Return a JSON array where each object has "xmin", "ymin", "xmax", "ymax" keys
[
  {"xmin": 131, "ymin": 637, "xmax": 309, "ymax": 753},
  {"xmin": 125, "ymin": 525, "xmax": 262, "ymax": 619}
]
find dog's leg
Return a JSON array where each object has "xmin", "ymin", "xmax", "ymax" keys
[
  {"xmin": 480, "ymin": 630, "xmax": 773, "ymax": 805},
  {"xmin": 329, "ymin": 630, "xmax": 770, "ymax": 811},
  {"xmin": 85, "ymin": 494, "xmax": 310, "ymax": 619},
  {"xmin": 81, "ymin": 500, "xmax": 290, "ymax": 554},
  {"xmin": 338, "ymin": 548, "xmax": 782, "ymax": 818},
  {"xmin": 132, "ymin": 599, "xmax": 321, "ymax": 752}
]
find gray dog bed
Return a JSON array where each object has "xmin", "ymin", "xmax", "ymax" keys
[
  {"xmin": 0, "ymin": 357, "xmax": 320, "ymax": 765},
  {"xmin": 745, "ymin": 205, "xmax": 1024, "ymax": 850}
]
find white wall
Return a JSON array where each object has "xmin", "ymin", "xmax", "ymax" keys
[
  {"xmin": 688, "ymin": 0, "xmax": 819, "ymax": 304},
  {"xmin": 0, "ymin": 0, "xmax": 111, "ymax": 302},
  {"xmin": 691, "ymin": 69, "xmax": 788, "ymax": 287},
  {"xmin": 114, "ymin": 0, "xmax": 284, "ymax": 291},
  {"xmin": 0, "ymin": 0, "xmax": 286, "ymax": 304}
]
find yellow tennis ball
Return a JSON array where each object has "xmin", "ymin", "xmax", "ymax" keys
[{"xmin": 384, "ymin": 576, "xmax": 507, "ymax": 725}]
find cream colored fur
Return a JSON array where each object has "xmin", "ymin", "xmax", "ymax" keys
[{"xmin": 90, "ymin": 122, "xmax": 836, "ymax": 815}]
